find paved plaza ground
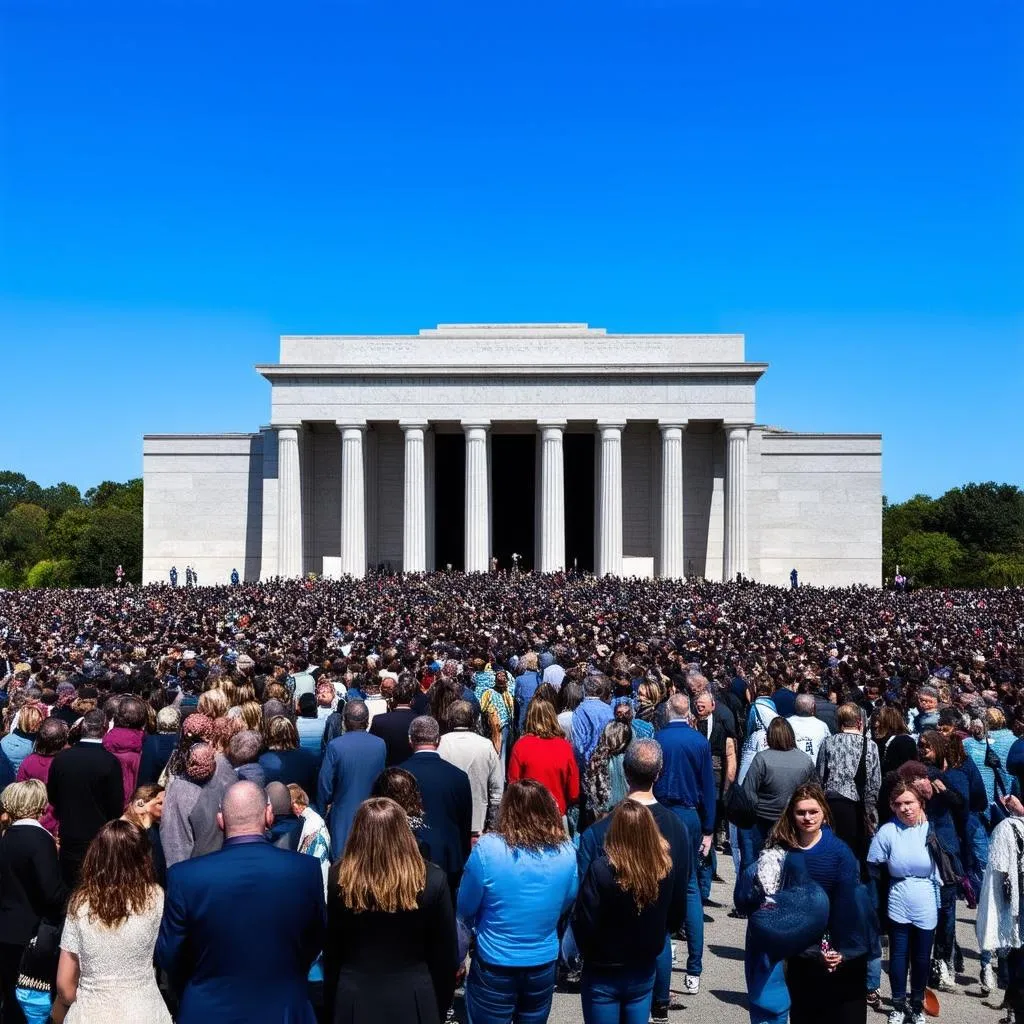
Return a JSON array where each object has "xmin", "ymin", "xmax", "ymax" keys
[{"xmin": 459, "ymin": 856, "xmax": 1007, "ymax": 1024}]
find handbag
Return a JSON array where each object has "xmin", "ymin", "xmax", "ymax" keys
[
  {"xmin": 925, "ymin": 823, "xmax": 959, "ymax": 887},
  {"xmin": 852, "ymin": 732, "xmax": 877, "ymax": 839},
  {"xmin": 16, "ymin": 918, "xmax": 61, "ymax": 1023},
  {"xmin": 986, "ymin": 741, "xmax": 1009, "ymax": 829},
  {"xmin": 724, "ymin": 780, "xmax": 758, "ymax": 829}
]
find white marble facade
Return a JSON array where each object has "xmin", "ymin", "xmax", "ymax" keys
[{"xmin": 143, "ymin": 324, "xmax": 882, "ymax": 586}]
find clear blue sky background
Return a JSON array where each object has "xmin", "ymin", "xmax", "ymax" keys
[{"xmin": 1, "ymin": 0, "xmax": 1021, "ymax": 501}]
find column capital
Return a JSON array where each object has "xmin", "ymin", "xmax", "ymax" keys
[
  {"xmin": 597, "ymin": 422, "xmax": 626, "ymax": 435},
  {"xmin": 336, "ymin": 422, "xmax": 367, "ymax": 434},
  {"xmin": 659, "ymin": 420, "xmax": 688, "ymax": 434},
  {"xmin": 399, "ymin": 421, "xmax": 430, "ymax": 432},
  {"xmin": 723, "ymin": 421, "xmax": 753, "ymax": 434},
  {"xmin": 275, "ymin": 423, "xmax": 302, "ymax": 436},
  {"xmin": 462, "ymin": 422, "xmax": 490, "ymax": 438},
  {"xmin": 536, "ymin": 419, "xmax": 567, "ymax": 430}
]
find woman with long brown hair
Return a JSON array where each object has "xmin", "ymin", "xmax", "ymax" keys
[
  {"xmin": 54, "ymin": 819, "xmax": 170, "ymax": 1023},
  {"xmin": 323, "ymin": 797, "xmax": 457, "ymax": 1024},
  {"xmin": 458, "ymin": 779, "xmax": 578, "ymax": 1024},
  {"xmin": 572, "ymin": 800, "xmax": 682, "ymax": 1024},
  {"xmin": 508, "ymin": 698, "xmax": 580, "ymax": 818}
]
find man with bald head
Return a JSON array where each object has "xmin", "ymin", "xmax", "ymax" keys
[
  {"xmin": 653, "ymin": 692, "xmax": 716, "ymax": 998},
  {"xmin": 156, "ymin": 780, "xmax": 325, "ymax": 1024}
]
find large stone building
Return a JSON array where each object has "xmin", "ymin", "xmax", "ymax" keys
[{"xmin": 143, "ymin": 323, "xmax": 882, "ymax": 586}]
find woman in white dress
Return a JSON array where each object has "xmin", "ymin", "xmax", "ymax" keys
[{"xmin": 53, "ymin": 820, "xmax": 171, "ymax": 1024}]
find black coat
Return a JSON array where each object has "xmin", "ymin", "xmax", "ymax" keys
[
  {"xmin": 324, "ymin": 860, "xmax": 458, "ymax": 1024},
  {"xmin": 399, "ymin": 752, "xmax": 472, "ymax": 889},
  {"xmin": 47, "ymin": 741, "xmax": 124, "ymax": 845},
  {"xmin": 370, "ymin": 709, "xmax": 418, "ymax": 767},
  {"xmin": 0, "ymin": 822, "xmax": 67, "ymax": 945}
]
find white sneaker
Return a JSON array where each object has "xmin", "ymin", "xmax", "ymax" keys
[
  {"xmin": 886, "ymin": 1008, "xmax": 906, "ymax": 1024},
  {"xmin": 908, "ymin": 1012, "xmax": 926, "ymax": 1024},
  {"xmin": 935, "ymin": 958, "xmax": 959, "ymax": 992},
  {"xmin": 981, "ymin": 962, "xmax": 997, "ymax": 994},
  {"xmin": 683, "ymin": 974, "xmax": 700, "ymax": 995}
]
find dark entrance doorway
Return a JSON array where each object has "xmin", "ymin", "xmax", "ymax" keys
[
  {"xmin": 434, "ymin": 433, "xmax": 465, "ymax": 570},
  {"xmin": 491, "ymin": 434, "xmax": 535, "ymax": 571},
  {"xmin": 564, "ymin": 433, "xmax": 595, "ymax": 571}
]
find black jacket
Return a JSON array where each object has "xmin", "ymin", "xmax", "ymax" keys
[
  {"xmin": 399, "ymin": 752, "xmax": 472, "ymax": 886},
  {"xmin": 573, "ymin": 852, "xmax": 683, "ymax": 970},
  {"xmin": 0, "ymin": 822, "xmax": 67, "ymax": 945},
  {"xmin": 47, "ymin": 740, "xmax": 125, "ymax": 845},
  {"xmin": 370, "ymin": 708, "xmax": 418, "ymax": 767}
]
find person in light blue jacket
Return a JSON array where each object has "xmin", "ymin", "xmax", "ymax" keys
[{"xmin": 458, "ymin": 779, "xmax": 578, "ymax": 1024}]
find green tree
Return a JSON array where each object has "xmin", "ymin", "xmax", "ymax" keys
[
  {"xmin": 74, "ymin": 505, "xmax": 143, "ymax": 586},
  {"xmin": 85, "ymin": 478, "xmax": 142, "ymax": 512},
  {"xmin": 49, "ymin": 507, "xmax": 94, "ymax": 563},
  {"xmin": 26, "ymin": 558, "xmax": 75, "ymax": 588},
  {"xmin": 933, "ymin": 482, "xmax": 1024, "ymax": 554},
  {"xmin": 0, "ymin": 503, "xmax": 50, "ymax": 573},
  {"xmin": 882, "ymin": 493, "xmax": 939, "ymax": 551},
  {"xmin": 983, "ymin": 553, "xmax": 1024, "ymax": 587},
  {"xmin": 898, "ymin": 530, "xmax": 964, "ymax": 586},
  {"xmin": 38, "ymin": 482, "xmax": 83, "ymax": 518},
  {"xmin": 0, "ymin": 472, "xmax": 43, "ymax": 519}
]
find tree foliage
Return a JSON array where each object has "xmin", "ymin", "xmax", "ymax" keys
[
  {"xmin": 884, "ymin": 481, "xmax": 1024, "ymax": 587},
  {"xmin": 0, "ymin": 474, "xmax": 142, "ymax": 589}
]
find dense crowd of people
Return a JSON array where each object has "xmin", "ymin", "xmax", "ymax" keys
[{"xmin": 0, "ymin": 571, "xmax": 1021, "ymax": 1024}]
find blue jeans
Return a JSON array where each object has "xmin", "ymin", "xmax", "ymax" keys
[
  {"xmin": 581, "ymin": 964, "xmax": 657, "ymax": 1024},
  {"xmin": 697, "ymin": 844, "xmax": 715, "ymax": 902},
  {"xmin": 866, "ymin": 954, "xmax": 881, "ymax": 992},
  {"xmin": 466, "ymin": 957, "xmax": 558, "ymax": 1024},
  {"xmin": 653, "ymin": 934, "xmax": 671, "ymax": 1004},
  {"xmin": 668, "ymin": 805, "xmax": 703, "ymax": 976},
  {"xmin": 888, "ymin": 923, "xmax": 935, "ymax": 1011},
  {"xmin": 934, "ymin": 882, "xmax": 958, "ymax": 963}
]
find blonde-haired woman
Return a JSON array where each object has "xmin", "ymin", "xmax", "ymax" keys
[
  {"xmin": 324, "ymin": 797, "xmax": 458, "ymax": 1024},
  {"xmin": 0, "ymin": 780, "xmax": 66, "ymax": 1021},
  {"xmin": 573, "ymin": 800, "xmax": 682, "ymax": 1024}
]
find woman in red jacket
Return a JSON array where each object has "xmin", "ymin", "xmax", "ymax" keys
[{"xmin": 508, "ymin": 698, "xmax": 580, "ymax": 818}]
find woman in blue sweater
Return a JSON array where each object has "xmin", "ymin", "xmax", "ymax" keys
[
  {"xmin": 458, "ymin": 780, "xmax": 578, "ymax": 1024},
  {"xmin": 768, "ymin": 784, "xmax": 876, "ymax": 1024}
]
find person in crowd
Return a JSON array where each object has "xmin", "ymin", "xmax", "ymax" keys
[
  {"xmin": 911, "ymin": 685, "xmax": 941, "ymax": 736},
  {"xmin": 156, "ymin": 780, "xmax": 325, "ymax": 1024},
  {"xmin": 557, "ymin": 680, "xmax": 585, "ymax": 737},
  {"xmin": 258, "ymin": 715, "xmax": 319, "ymax": 796},
  {"xmin": 573, "ymin": 799, "xmax": 684, "ymax": 1024},
  {"xmin": 295, "ymin": 693, "xmax": 327, "ymax": 756},
  {"xmin": 317, "ymin": 701, "xmax": 387, "ymax": 860},
  {"xmin": 514, "ymin": 653, "xmax": 543, "ymax": 734},
  {"xmin": 767, "ymin": 783, "xmax": 876, "ymax": 1024},
  {"xmin": 458, "ymin": 780, "xmax": 578, "ymax": 1024},
  {"xmin": 401, "ymin": 717, "xmax": 473, "ymax": 902},
  {"xmin": 369, "ymin": 673, "xmax": 418, "ymax": 766},
  {"xmin": 741, "ymin": 718, "xmax": 818, "ymax": 863},
  {"xmin": 507, "ymin": 698, "xmax": 579, "ymax": 820},
  {"xmin": 161, "ymin": 729, "xmax": 238, "ymax": 868},
  {"xmin": 693, "ymin": 690, "xmax": 736, "ymax": 896},
  {"xmin": 15, "ymin": 717, "xmax": 67, "ymax": 836},
  {"xmin": 265, "ymin": 781, "xmax": 304, "ymax": 850},
  {"xmin": 437, "ymin": 700, "xmax": 504, "ymax": 838},
  {"xmin": 0, "ymin": 780, "xmax": 67, "ymax": 1023},
  {"xmin": 652, "ymin": 692, "xmax": 715, "ymax": 996},
  {"xmin": 227, "ymin": 729, "xmax": 266, "ymax": 787},
  {"xmin": 874, "ymin": 706, "xmax": 918, "ymax": 780},
  {"xmin": 577, "ymin": 739, "xmax": 690, "ymax": 1024},
  {"xmin": 586, "ymin": 720, "xmax": 632, "ymax": 820},
  {"xmin": 47, "ymin": 709, "xmax": 125, "ymax": 886},
  {"xmin": 867, "ymin": 779, "xmax": 940, "ymax": 1024},
  {"xmin": 0, "ymin": 705, "xmax": 44, "ymax": 779},
  {"xmin": 816, "ymin": 703, "xmax": 881, "ymax": 865},
  {"xmin": 787, "ymin": 693, "xmax": 830, "ymax": 763},
  {"xmin": 122, "ymin": 783, "xmax": 167, "ymax": 885},
  {"xmin": 964, "ymin": 707, "xmax": 1016, "ymax": 828},
  {"xmin": 571, "ymin": 674, "xmax": 615, "ymax": 777},
  {"xmin": 55, "ymin": 819, "xmax": 170, "ymax": 1023},
  {"xmin": 480, "ymin": 668, "xmax": 515, "ymax": 760},
  {"xmin": 286, "ymin": 784, "xmax": 331, "ymax": 894},
  {"xmin": 102, "ymin": 696, "xmax": 148, "ymax": 806},
  {"xmin": 324, "ymin": 797, "xmax": 458, "ymax": 1024},
  {"xmin": 138, "ymin": 707, "xmax": 180, "ymax": 786}
]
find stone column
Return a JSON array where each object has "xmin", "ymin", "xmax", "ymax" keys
[
  {"xmin": 724, "ymin": 424, "xmax": 749, "ymax": 580},
  {"xmin": 463, "ymin": 424, "xmax": 490, "ymax": 572},
  {"xmin": 538, "ymin": 422, "xmax": 566, "ymax": 572},
  {"xmin": 659, "ymin": 423, "xmax": 686, "ymax": 578},
  {"xmin": 276, "ymin": 425, "xmax": 303, "ymax": 578},
  {"xmin": 597, "ymin": 424, "xmax": 624, "ymax": 577},
  {"xmin": 338, "ymin": 425, "xmax": 366, "ymax": 578},
  {"xmin": 402, "ymin": 423, "xmax": 427, "ymax": 572},
  {"xmin": 424, "ymin": 428, "xmax": 436, "ymax": 571}
]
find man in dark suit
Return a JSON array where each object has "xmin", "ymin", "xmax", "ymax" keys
[
  {"xmin": 400, "ymin": 715, "xmax": 473, "ymax": 901},
  {"xmin": 156, "ymin": 780, "xmax": 325, "ymax": 1024},
  {"xmin": 369, "ymin": 673, "xmax": 418, "ymax": 766},
  {"xmin": 317, "ymin": 700, "xmax": 386, "ymax": 860},
  {"xmin": 47, "ymin": 708, "xmax": 125, "ymax": 886}
]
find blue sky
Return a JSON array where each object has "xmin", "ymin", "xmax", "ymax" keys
[{"xmin": 1, "ymin": 0, "xmax": 1021, "ymax": 502}]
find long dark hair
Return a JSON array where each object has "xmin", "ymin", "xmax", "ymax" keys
[{"xmin": 69, "ymin": 820, "xmax": 156, "ymax": 926}]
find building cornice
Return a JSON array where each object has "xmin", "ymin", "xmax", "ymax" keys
[{"xmin": 255, "ymin": 362, "xmax": 768, "ymax": 380}]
